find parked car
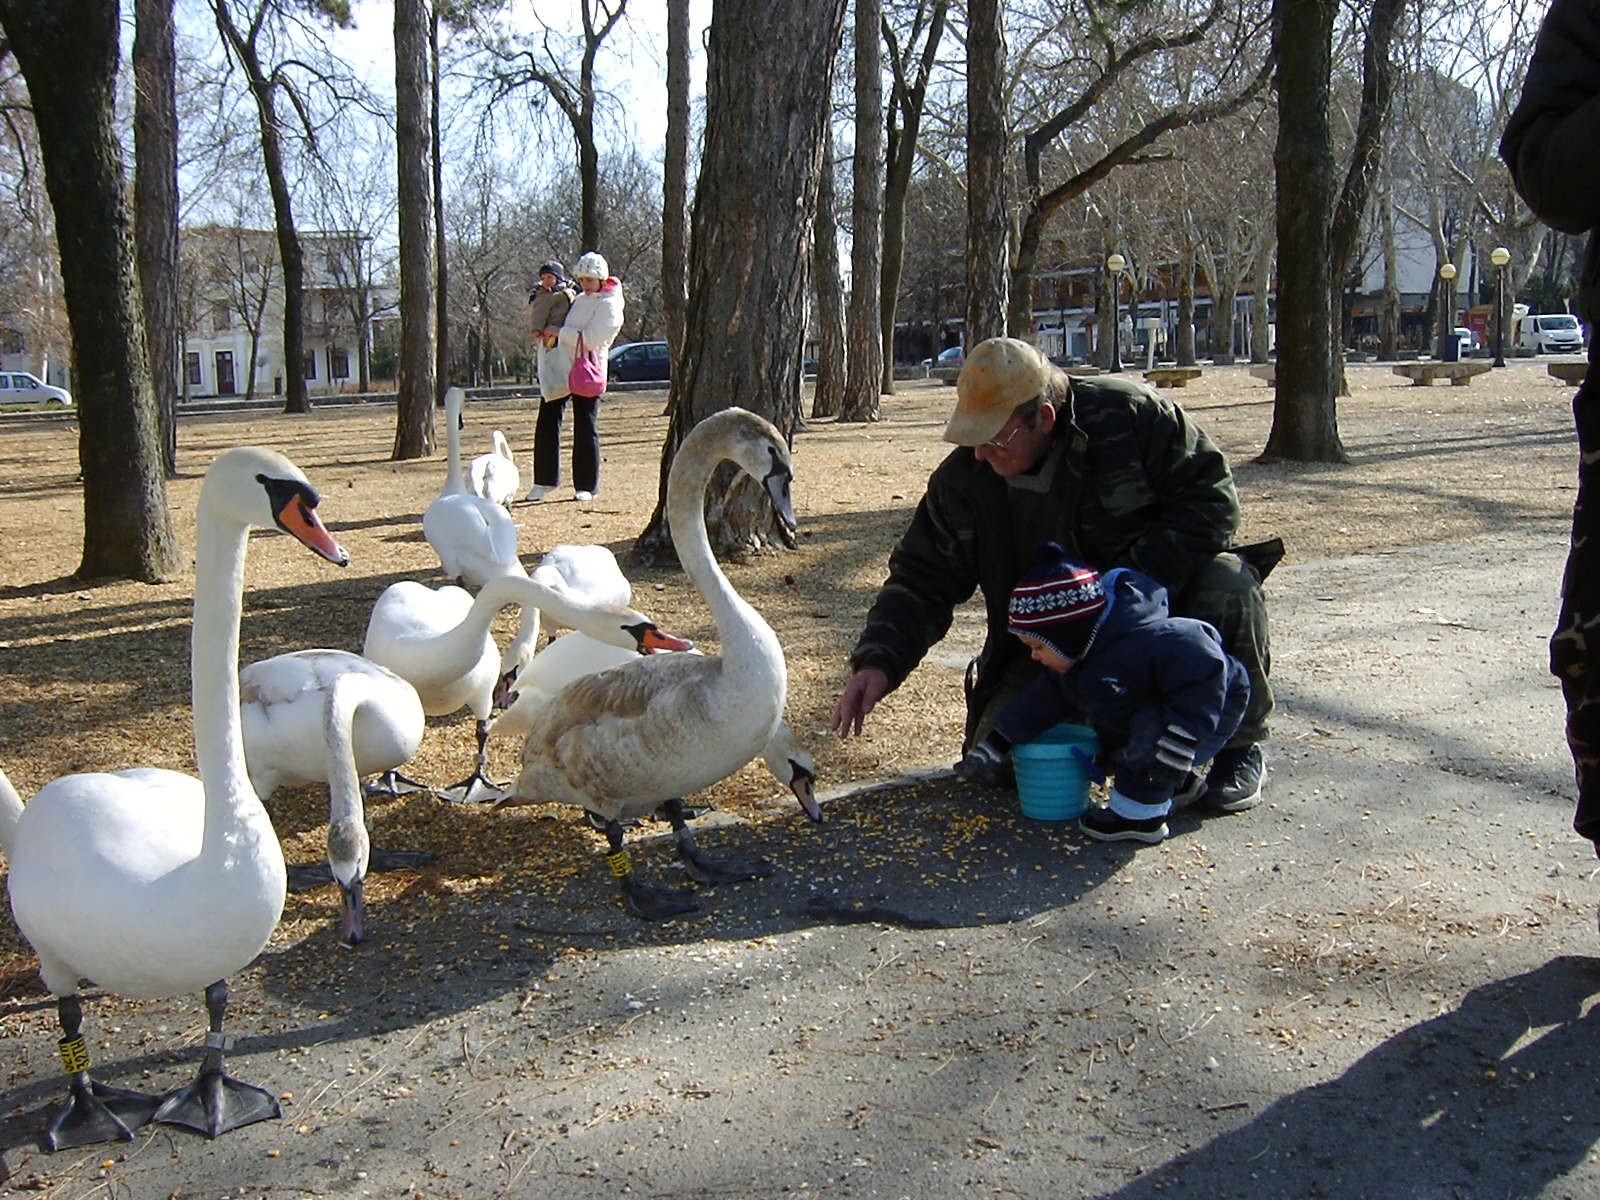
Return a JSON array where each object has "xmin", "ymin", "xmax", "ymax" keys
[
  {"xmin": 0, "ymin": 371, "xmax": 71, "ymax": 406},
  {"xmin": 606, "ymin": 340, "xmax": 671, "ymax": 383},
  {"xmin": 1519, "ymin": 313, "xmax": 1586, "ymax": 355},
  {"xmin": 1453, "ymin": 327, "xmax": 1478, "ymax": 355},
  {"xmin": 921, "ymin": 345, "xmax": 964, "ymax": 369}
]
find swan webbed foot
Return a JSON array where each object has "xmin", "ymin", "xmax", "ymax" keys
[
  {"xmin": 621, "ymin": 875, "xmax": 701, "ymax": 921},
  {"xmin": 364, "ymin": 769, "xmax": 433, "ymax": 798},
  {"xmin": 153, "ymin": 1068, "xmax": 281, "ymax": 1139},
  {"xmin": 368, "ymin": 847, "xmax": 438, "ymax": 873},
  {"xmin": 45, "ymin": 1078, "xmax": 161, "ymax": 1151},
  {"xmin": 662, "ymin": 798, "xmax": 775, "ymax": 885},
  {"xmin": 436, "ymin": 770, "xmax": 507, "ymax": 804}
]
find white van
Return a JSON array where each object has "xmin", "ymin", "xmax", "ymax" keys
[
  {"xmin": 1519, "ymin": 313, "xmax": 1586, "ymax": 355},
  {"xmin": 0, "ymin": 371, "xmax": 72, "ymax": 406}
]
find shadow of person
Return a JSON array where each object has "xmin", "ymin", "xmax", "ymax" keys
[{"xmin": 1103, "ymin": 955, "xmax": 1600, "ymax": 1199}]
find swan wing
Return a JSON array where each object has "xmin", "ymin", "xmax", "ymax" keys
[{"xmin": 423, "ymin": 493, "xmax": 521, "ymax": 586}]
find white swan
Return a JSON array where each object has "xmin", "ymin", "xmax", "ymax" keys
[
  {"xmin": 538, "ymin": 543, "xmax": 633, "ymax": 613},
  {"xmin": 0, "ymin": 447, "xmax": 348, "ymax": 1149},
  {"xmin": 239, "ymin": 649, "xmax": 433, "ymax": 943},
  {"xmin": 494, "ymin": 630, "xmax": 818, "ymax": 817},
  {"xmin": 363, "ymin": 572, "xmax": 690, "ymax": 802},
  {"xmin": 423, "ymin": 387, "xmax": 524, "ymax": 587},
  {"xmin": 468, "ymin": 430, "xmax": 520, "ymax": 509},
  {"xmin": 497, "ymin": 408, "xmax": 802, "ymax": 919}
]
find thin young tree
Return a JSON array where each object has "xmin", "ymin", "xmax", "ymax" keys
[
  {"xmin": 0, "ymin": 0, "xmax": 181, "ymax": 582},
  {"xmin": 393, "ymin": 0, "xmax": 436, "ymax": 458},
  {"xmin": 662, "ymin": 0, "xmax": 690, "ymax": 373},
  {"xmin": 636, "ymin": 0, "xmax": 847, "ymax": 559},
  {"xmin": 965, "ymin": 0, "xmax": 1008, "ymax": 343},
  {"xmin": 134, "ymin": 0, "xmax": 180, "ymax": 478},
  {"xmin": 840, "ymin": 0, "xmax": 884, "ymax": 422},
  {"xmin": 812, "ymin": 134, "xmax": 848, "ymax": 419}
]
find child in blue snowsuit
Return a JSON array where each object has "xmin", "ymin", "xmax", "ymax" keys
[{"xmin": 957, "ymin": 542, "xmax": 1252, "ymax": 844}]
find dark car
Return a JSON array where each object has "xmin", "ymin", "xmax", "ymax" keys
[{"xmin": 607, "ymin": 340, "xmax": 671, "ymax": 383}]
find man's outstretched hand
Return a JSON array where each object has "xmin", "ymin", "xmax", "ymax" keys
[{"xmin": 831, "ymin": 668, "xmax": 889, "ymax": 738}]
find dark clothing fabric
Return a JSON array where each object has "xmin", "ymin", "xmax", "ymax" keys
[
  {"xmin": 1502, "ymin": 0, "xmax": 1600, "ymax": 853},
  {"xmin": 532, "ymin": 394, "xmax": 600, "ymax": 493},
  {"xmin": 1500, "ymin": 0, "xmax": 1600, "ymax": 365},
  {"xmin": 849, "ymin": 373, "xmax": 1272, "ymax": 751},
  {"xmin": 992, "ymin": 569, "xmax": 1250, "ymax": 806}
]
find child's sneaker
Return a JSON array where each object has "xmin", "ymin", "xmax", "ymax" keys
[
  {"xmin": 1080, "ymin": 806, "xmax": 1168, "ymax": 844},
  {"xmin": 524, "ymin": 484, "xmax": 553, "ymax": 502}
]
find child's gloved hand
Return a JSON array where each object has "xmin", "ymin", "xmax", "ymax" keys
[
  {"xmin": 954, "ymin": 732, "xmax": 1011, "ymax": 785},
  {"xmin": 1148, "ymin": 723, "xmax": 1200, "ymax": 792}
]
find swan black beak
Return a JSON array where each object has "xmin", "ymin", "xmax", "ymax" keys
[
  {"xmin": 338, "ymin": 876, "xmax": 365, "ymax": 948},
  {"xmin": 763, "ymin": 458, "xmax": 797, "ymax": 533},
  {"xmin": 494, "ymin": 667, "xmax": 520, "ymax": 708},
  {"xmin": 790, "ymin": 761, "xmax": 822, "ymax": 822}
]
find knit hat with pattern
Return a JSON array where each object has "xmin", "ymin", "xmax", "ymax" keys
[{"xmin": 1007, "ymin": 542, "xmax": 1108, "ymax": 662}]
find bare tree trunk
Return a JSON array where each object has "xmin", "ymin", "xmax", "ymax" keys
[
  {"xmin": 432, "ymin": 14, "xmax": 449, "ymax": 397},
  {"xmin": 636, "ymin": 0, "xmax": 846, "ymax": 560},
  {"xmin": 965, "ymin": 0, "xmax": 1007, "ymax": 345},
  {"xmin": 393, "ymin": 0, "xmax": 436, "ymax": 459},
  {"xmin": 134, "ymin": 0, "xmax": 179, "ymax": 478},
  {"xmin": 841, "ymin": 0, "xmax": 884, "ymax": 422},
  {"xmin": 213, "ymin": 0, "xmax": 309, "ymax": 415},
  {"xmin": 812, "ymin": 135, "xmax": 847, "ymax": 419},
  {"xmin": 1176, "ymin": 244, "xmax": 1196, "ymax": 366},
  {"xmin": 1263, "ymin": 0, "xmax": 1346, "ymax": 463},
  {"xmin": 0, "ymin": 0, "xmax": 180, "ymax": 582},
  {"xmin": 662, "ymin": 0, "xmax": 691, "ymax": 372},
  {"xmin": 1250, "ymin": 227, "xmax": 1275, "ymax": 363}
]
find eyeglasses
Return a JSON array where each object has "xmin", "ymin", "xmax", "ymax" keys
[{"xmin": 981, "ymin": 422, "xmax": 1025, "ymax": 451}]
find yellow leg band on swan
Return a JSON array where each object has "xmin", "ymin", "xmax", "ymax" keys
[
  {"xmin": 606, "ymin": 849, "xmax": 632, "ymax": 878},
  {"xmin": 58, "ymin": 1035, "xmax": 90, "ymax": 1075}
]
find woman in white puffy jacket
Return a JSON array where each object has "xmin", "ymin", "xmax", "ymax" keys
[{"xmin": 526, "ymin": 251, "xmax": 624, "ymax": 502}]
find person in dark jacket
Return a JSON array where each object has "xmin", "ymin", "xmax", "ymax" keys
[
  {"xmin": 830, "ymin": 336, "xmax": 1273, "ymax": 813},
  {"xmin": 1502, "ymin": 0, "xmax": 1600, "ymax": 863},
  {"xmin": 956, "ymin": 544, "xmax": 1250, "ymax": 843}
]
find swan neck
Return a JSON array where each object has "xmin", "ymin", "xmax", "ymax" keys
[
  {"xmin": 665, "ymin": 435, "xmax": 755, "ymax": 643},
  {"xmin": 191, "ymin": 504, "xmax": 262, "ymax": 847},
  {"xmin": 443, "ymin": 393, "xmax": 466, "ymax": 493}
]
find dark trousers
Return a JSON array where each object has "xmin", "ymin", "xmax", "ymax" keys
[
  {"xmin": 1553, "ymin": 372, "xmax": 1600, "ymax": 853},
  {"xmin": 532, "ymin": 395, "xmax": 600, "ymax": 492}
]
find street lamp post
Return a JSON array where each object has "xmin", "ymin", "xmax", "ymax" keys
[
  {"xmin": 1436, "ymin": 263, "xmax": 1458, "ymax": 360},
  {"xmin": 1107, "ymin": 253, "xmax": 1126, "ymax": 372},
  {"xmin": 1491, "ymin": 246, "xmax": 1511, "ymax": 367}
]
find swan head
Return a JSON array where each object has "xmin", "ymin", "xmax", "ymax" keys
[
  {"xmin": 627, "ymin": 622, "xmax": 695, "ymax": 654},
  {"xmin": 203, "ymin": 446, "xmax": 349, "ymax": 566},
  {"xmin": 682, "ymin": 408, "xmax": 797, "ymax": 534},
  {"xmin": 763, "ymin": 737, "xmax": 821, "ymax": 822},
  {"xmin": 444, "ymin": 386, "xmax": 466, "ymax": 428},
  {"xmin": 327, "ymin": 815, "xmax": 370, "ymax": 948}
]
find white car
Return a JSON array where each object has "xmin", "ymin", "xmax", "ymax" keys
[
  {"xmin": 0, "ymin": 370, "xmax": 72, "ymax": 406},
  {"xmin": 1520, "ymin": 313, "xmax": 1586, "ymax": 355}
]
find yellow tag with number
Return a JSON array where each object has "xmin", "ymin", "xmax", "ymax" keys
[
  {"xmin": 58, "ymin": 1035, "xmax": 90, "ymax": 1075},
  {"xmin": 605, "ymin": 849, "xmax": 631, "ymax": 878}
]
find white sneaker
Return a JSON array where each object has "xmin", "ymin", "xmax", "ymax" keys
[
  {"xmin": 524, "ymin": 485, "xmax": 552, "ymax": 502},
  {"xmin": 574, "ymin": 490, "xmax": 595, "ymax": 502}
]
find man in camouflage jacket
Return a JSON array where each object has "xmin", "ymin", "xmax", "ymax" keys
[
  {"xmin": 831, "ymin": 337, "xmax": 1273, "ymax": 813},
  {"xmin": 1502, "ymin": 0, "xmax": 1600, "ymax": 856}
]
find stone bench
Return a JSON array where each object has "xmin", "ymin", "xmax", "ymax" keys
[
  {"xmin": 1390, "ymin": 362, "xmax": 1492, "ymax": 387},
  {"xmin": 931, "ymin": 366, "xmax": 962, "ymax": 385},
  {"xmin": 1249, "ymin": 363, "xmax": 1276, "ymax": 385},
  {"xmin": 1144, "ymin": 366, "xmax": 1203, "ymax": 388},
  {"xmin": 1548, "ymin": 361, "xmax": 1589, "ymax": 385}
]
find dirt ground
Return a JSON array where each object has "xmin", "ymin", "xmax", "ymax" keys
[{"xmin": 0, "ymin": 360, "xmax": 1593, "ymax": 1198}]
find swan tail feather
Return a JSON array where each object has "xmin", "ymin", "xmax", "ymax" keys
[{"xmin": 0, "ymin": 765, "xmax": 23, "ymax": 857}]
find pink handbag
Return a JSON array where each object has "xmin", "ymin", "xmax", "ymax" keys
[{"xmin": 568, "ymin": 333, "xmax": 606, "ymax": 397}]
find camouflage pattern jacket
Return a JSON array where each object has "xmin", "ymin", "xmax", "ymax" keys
[{"xmin": 850, "ymin": 374, "xmax": 1241, "ymax": 717}]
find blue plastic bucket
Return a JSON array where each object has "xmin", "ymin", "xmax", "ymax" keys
[{"xmin": 1011, "ymin": 724, "xmax": 1100, "ymax": 820}]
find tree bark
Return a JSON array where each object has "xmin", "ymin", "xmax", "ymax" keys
[
  {"xmin": 812, "ymin": 134, "xmax": 848, "ymax": 419},
  {"xmin": 213, "ymin": 0, "xmax": 309, "ymax": 415},
  {"xmin": 636, "ymin": 0, "xmax": 846, "ymax": 560},
  {"xmin": 393, "ymin": 0, "xmax": 436, "ymax": 459},
  {"xmin": 662, "ymin": 0, "xmax": 691, "ymax": 373},
  {"xmin": 964, "ymin": 0, "xmax": 1008, "ymax": 345},
  {"xmin": 134, "ymin": 0, "xmax": 179, "ymax": 478},
  {"xmin": 1176, "ymin": 246, "xmax": 1196, "ymax": 366},
  {"xmin": 841, "ymin": 0, "xmax": 884, "ymax": 422},
  {"xmin": 432, "ymin": 13, "xmax": 449, "ymax": 398},
  {"xmin": 1250, "ymin": 226, "xmax": 1275, "ymax": 363},
  {"xmin": 0, "ymin": 0, "xmax": 180, "ymax": 582},
  {"xmin": 1262, "ymin": 0, "xmax": 1346, "ymax": 463},
  {"xmin": 880, "ymin": 0, "xmax": 948, "ymax": 393}
]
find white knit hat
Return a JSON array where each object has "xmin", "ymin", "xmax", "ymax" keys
[{"xmin": 574, "ymin": 251, "xmax": 609, "ymax": 280}]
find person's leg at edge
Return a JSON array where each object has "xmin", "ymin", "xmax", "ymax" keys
[
  {"xmin": 572, "ymin": 395, "xmax": 601, "ymax": 496},
  {"xmin": 1172, "ymin": 552, "xmax": 1271, "ymax": 811},
  {"xmin": 1553, "ymin": 372, "xmax": 1600, "ymax": 882}
]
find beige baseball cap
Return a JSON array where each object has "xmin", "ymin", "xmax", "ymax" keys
[{"xmin": 942, "ymin": 337, "xmax": 1051, "ymax": 446}]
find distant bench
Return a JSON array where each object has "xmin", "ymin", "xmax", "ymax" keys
[
  {"xmin": 1390, "ymin": 362, "xmax": 1492, "ymax": 387},
  {"xmin": 1249, "ymin": 364, "xmax": 1276, "ymax": 385},
  {"xmin": 931, "ymin": 367, "xmax": 961, "ymax": 385},
  {"xmin": 1549, "ymin": 361, "xmax": 1589, "ymax": 385},
  {"xmin": 1144, "ymin": 366, "xmax": 1203, "ymax": 388}
]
